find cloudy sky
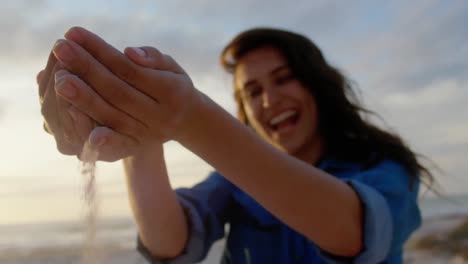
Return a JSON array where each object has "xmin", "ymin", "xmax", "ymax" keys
[{"xmin": 0, "ymin": 0, "xmax": 467, "ymax": 225}]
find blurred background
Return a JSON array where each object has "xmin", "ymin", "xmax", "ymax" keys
[{"xmin": 0, "ymin": 0, "xmax": 467, "ymax": 263}]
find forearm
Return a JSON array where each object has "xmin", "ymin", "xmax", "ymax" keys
[
  {"xmin": 124, "ymin": 144, "xmax": 188, "ymax": 258},
  {"xmin": 178, "ymin": 93, "xmax": 363, "ymax": 256}
]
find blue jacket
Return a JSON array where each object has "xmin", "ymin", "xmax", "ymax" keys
[{"xmin": 137, "ymin": 158, "xmax": 421, "ymax": 263}]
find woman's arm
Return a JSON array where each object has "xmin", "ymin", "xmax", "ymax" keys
[
  {"xmin": 177, "ymin": 93, "xmax": 364, "ymax": 257},
  {"xmin": 124, "ymin": 144, "xmax": 188, "ymax": 259}
]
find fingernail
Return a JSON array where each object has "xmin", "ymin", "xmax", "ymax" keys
[
  {"xmin": 55, "ymin": 79, "xmax": 76, "ymax": 99},
  {"xmin": 55, "ymin": 69, "xmax": 69, "ymax": 83},
  {"xmin": 89, "ymin": 135, "xmax": 106, "ymax": 147},
  {"xmin": 131, "ymin": 47, "xmax": 146, "ymax": 57},
  {"xmin": 64, "ymin": 27, "xmax": 85, "ymax": 45},
  {"xmin": 53, "ymin": 40, "xmax": 73, "ymax": 64}
]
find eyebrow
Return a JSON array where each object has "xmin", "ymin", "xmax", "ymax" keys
[
  {"xmin": 270, "ymin": 64, "xmax": 289, "ymax": 75},
  {"xmin": 242, "ymin": 64, "xmax": 290, "ymax": 90}
]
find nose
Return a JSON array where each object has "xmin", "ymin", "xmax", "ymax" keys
[{"xmin": 262, "ymin": 86, "xmax": 280, "ymax": 108}]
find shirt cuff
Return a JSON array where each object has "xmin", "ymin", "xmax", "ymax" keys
[
  {"xmin": 318, "ymin": 179, "xmax": 393, "ymax": 264},
  {"xmin": 136, "ymin": 196, "xmax": 205, "ymax": 264}
]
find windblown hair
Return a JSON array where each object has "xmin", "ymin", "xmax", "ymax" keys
[{"xmin": 220, "ymin": 28, "xmax": 434, "ymax": 191}]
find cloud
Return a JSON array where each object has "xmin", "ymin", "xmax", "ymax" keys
[
  {"xmin": 343, "ymin": 0, "xmax": 468, "ymax": 93},
  {"xmin": 382, "ymin": 79, "xmax": 464, "ymax": 110},
  {"xmin": 0, "ymin": 0, "xmax": 359, "ymax": 73},
  {"xmin": 1, "ymin": 0, "xmax": 467, "ymax": 194},
  {"xmin": 0, "ymin": 0, "xmax": 365, "ymax": 108}
]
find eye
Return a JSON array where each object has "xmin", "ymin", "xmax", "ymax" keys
[
  {"xmin": 275, "ymin": 73, "xmax": 295, "ymax": 85},
  {"xmin": 249, "ymin": 87, "xmax": 262, "ymax": 97},
  {"xmin": 244, "ymin": 86, "xmax": 262, "ymax": 98}
]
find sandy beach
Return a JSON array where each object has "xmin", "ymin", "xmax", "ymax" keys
[
  {"xmin": 404, "ymin": 213, "xmax": 468, "ymax": 264},
  {"xmin": 1, "ymin": 214, "xmax": 467, "ymax": 264}
]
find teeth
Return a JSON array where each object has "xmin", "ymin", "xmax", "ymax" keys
[{"xmin": 269, "ymin": 110, "xmax": 297, "ymax": 126}]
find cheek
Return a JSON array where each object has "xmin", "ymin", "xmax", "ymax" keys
[
  {"xmin": 243, "ymin": 104, "xmax": 271, "ymax": 136},
  {"xmin": 307, "ymin": 103, "xmax": 320, "ymax": 131},
  {"xmin": 245, "ymin": 110, "xmax": 262, "ymax": 130},
  {"xmin": 243, "ymin": 101, "xmax": 261, "ymax": 123},
  {"xmin": 301, "ymin": 93, "xmax": 319, "ymax": 126}
]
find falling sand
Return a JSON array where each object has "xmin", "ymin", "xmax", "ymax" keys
[{"xmin": 79, "ymin": 141, "xmax": 101, "ymax": 264}]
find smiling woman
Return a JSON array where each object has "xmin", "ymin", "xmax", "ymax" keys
[
  {"xmin": 0, "ymin": 1, "xmax": 466, "ymax": 263},
  {"xmin": 32, "ymin": 26, "xmax": 438, "ymax": 264},
  {"xmin": 232, "ymin": 46, "xmax": 323, "ymax": 163}
]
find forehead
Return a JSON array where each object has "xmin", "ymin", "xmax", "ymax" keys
[{"xmin": 234, "ymin": 46, "xmax": 288, "ymax": 86}]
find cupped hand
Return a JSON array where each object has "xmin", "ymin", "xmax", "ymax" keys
[
  {"xmin": 37, "ymin": 51, "xmax": 94, "ymax": 156},
  {"xmin": 51, "ymin": 27, "xmax": 202, "ymax": 160}
]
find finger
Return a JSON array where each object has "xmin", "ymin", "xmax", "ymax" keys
[
  {"xmin": 54, "ymin": 70, "xmax": 81, "ymax": 144},
  {"xmin": 52, "ymin": 38, "xmax": 158, "ymax": 126},
  {"xmin": 121, "ymin": 46, "xmax": 194, "ymax": 105},
  {"xmin": 123, "ymin": 46, "xmax": 191, "ymax": 103},
  {"xmin": 85, "ymin": 126, "xmax": 138, "ymax": 162},
  {"xmin": 64, "ymin": 27, "xmax": 187, "ymax": 105},
  {"xmin": 42, "ymin": 65, "xmax": 81, "ymax": 155},
  {"xmin": 64, "ymin": 26, "xmax": 145, "ymax": 87},
  {"xmin": 124, "ymin": 46, "xmax": 186, "ymax": 74},
  {"xmin": 39, "ymin": 47, "xmax": 82, "ymax": 155},
  {"xmin": 36, "ymin": 70, "xmax": 45, "ymax": 85},
  {"xmin": 68, "ymin": 105, "xmax": 95, "ymax": 143},
  {"xmin": 42, "ymin": 63, "xmax": 62, "ymax": 134},
  {"xmin": 54, "ymin": 72, "xmax": 147, "ymax": 142},
  {"xmin": 39, "ymin": 50, "xmax": 60, "ymax": 100}
]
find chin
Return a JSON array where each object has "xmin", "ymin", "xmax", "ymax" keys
[{"xmin": 277, "ymin": 141, "xmax": 303, "ymax": 156}]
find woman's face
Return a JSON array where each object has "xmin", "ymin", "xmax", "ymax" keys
[{"xmin": 234, "ymin": 46, "xmax": 324, "ymax": 161}]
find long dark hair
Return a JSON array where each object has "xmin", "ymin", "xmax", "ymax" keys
[{"xmin": 220, "ymin": 27, "xmax": 434, "ymax": 191}]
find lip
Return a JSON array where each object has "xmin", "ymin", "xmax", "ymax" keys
[
  {"xmin": 267, "ymin": 107, "xmax": 298, "ymax": 124},
  {"xmin": 266, "ymin": 107, "xmax": 301, "ymax": 137}
]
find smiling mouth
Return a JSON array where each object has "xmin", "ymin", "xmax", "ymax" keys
[{"xmin": 269, "ymin": 110, "xmax": 300, "ymax": 134}]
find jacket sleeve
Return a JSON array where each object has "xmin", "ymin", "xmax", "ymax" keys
[
  {"xmin": 318, "ymin": 160, "xmax": 422, "ymax": 264},
  {"xmin": 136, "ymin": 171, "xmax": 234, "ymax": 264}
]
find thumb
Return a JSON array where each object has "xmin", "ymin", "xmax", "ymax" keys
[
  {"xmin": 85, "ymin": 126, "xmax": 137, "ymax": 162},
  {"xmin": 124, "ymin": 46, "xmax": 186, "ymax": 74}
]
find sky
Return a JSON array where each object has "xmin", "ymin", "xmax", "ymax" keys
[{"xmin": 0, "ymin": 0, "xmax": 467, "ymax": 225}]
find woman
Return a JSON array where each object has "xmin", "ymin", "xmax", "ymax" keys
[{"xmin": 38, "ymin": 27, "xmax": 433, "ymax": 263}]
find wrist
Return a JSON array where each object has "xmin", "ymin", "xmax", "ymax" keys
[
  {"xmin": 125, "ymin": 142, "xmax": 164, "ymax": 163},
  {"xmin": 173, "ymin": 90, "xmax": 211, "ymax": 145}
]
